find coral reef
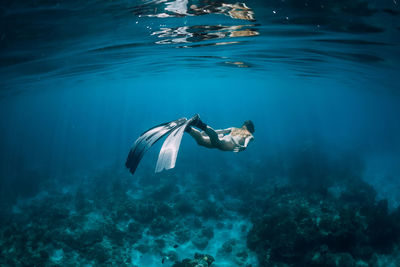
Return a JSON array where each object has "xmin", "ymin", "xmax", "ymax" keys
[
  {"xmin": 172, "ymin": 253, "xmax": 215, "ymax": 267},
  {"xmin": 0, "ymin": 169, "xmax": 255, "ymax": 266},
  {"xmin": 1, "ymin": 148, "xmax": 399, "ymax": 266},
  {"xmin": 247, "ymin": 183, "xmax": 400, "ymax": 266}
]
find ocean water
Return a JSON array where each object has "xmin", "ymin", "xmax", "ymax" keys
[{"xmin": 0, "ymin": 0, "xmax": 400, "ymax": 266}]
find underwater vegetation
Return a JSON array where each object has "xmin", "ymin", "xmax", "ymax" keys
[
  {"xmin": 247, "ymin": 185, "xmax": 400, "ymax": 266},
  {"xmin": 0, "ymin": 145, "xmax": 400, "ymax": 266}
]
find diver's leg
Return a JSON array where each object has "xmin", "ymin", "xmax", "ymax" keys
[
  {"xmin": 203, "ymin": 126, "xmax": 224, "ymax": 148},
  {"xmin": 186, "ymin": 127, "xmax": 213, "ymax": 148},
  {"xmin": 189, "ymin": 115, "xmax": 224, "ymax": 149}
]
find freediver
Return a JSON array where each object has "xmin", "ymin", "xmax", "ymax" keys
[
  {"xmin": 125, "ymin": 114, "xmax": 254, "ymax": 175},
  {"xmin": 185, "ymin": 114, "xmax": 254, "ymax": 152}
]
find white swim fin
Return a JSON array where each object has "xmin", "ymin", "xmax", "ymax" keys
[
  {"xmin": 155, "ymin": 115, "xmax": 196, "ymax": 173},
  {"xmin": 125, "ymin": 118, "xmax": 187, "ymax": 175}
]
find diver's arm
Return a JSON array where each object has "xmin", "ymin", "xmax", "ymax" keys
[
  {"xmin": 243, "ymin": 135, "xmax": 254, "ymax": 148},
  {"xmin": 232, "ymin": 136, "xmax": 249, "ymax": 152}
]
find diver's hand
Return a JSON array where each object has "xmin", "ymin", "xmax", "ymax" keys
[{"xmin": 234, "ymin": 146, "xmax": 246, "ymax": 152}]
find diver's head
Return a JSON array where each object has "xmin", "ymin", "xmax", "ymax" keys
[{"xmin": 242, "ymin": 120, "xmax": 255, "ymax": 133}]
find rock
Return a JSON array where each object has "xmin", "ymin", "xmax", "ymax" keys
[
  {"xmin": 172, "ymin": 253, "xmax": 215, "ymax": 267},
  {"xmin": 79, "ymin": 230, "xmax": 103, "ymax": 247},
  {"xmin": 87, "ymin": 244, "xmax": 109, "ymax": 264},
  {"xmin": 172, "ymin": 258, "xmax": 192, "ymax": 267},
  {"xmin": 154, "ymin": 239, "xmax": 166, "ymax": 250},
  {"xmin": 194, "ymin": 253, "xmax": 215, "ymax": 266},
  {"xmin": 175, "ymin": 228, "xmax": 191, "ymax": 243},
  {"xmin": 200, "ymin": 201, "xmax": 222, "ymax": 219},
  {"xmin": 192, "ymin": 235, "xmax": 209, "ymax": 250},
  {"xmin": 107, "ymin": 226, "xmax": 125, "ymax": 246},
  {"xmin": 338, "ymin": 253, "xmax": 355, "ymax": 267},
  {"xmin": 150, "ymin": 216, "xmax": 175, "ymax": 235},
  {"xmin": 135, "ymin": 244, "xmax": 151, "ymax": 253},
  {"xmin": 127, "ymin": 221, "xmax": 142, "ymax": 241},
  {"xmin": 355, "ymin": 260, "xmax": 368, "ymax": 267},
  {"xmin": 201, "ymin": 226, "xmax": 214, "ymax": 239},
  {"xmin": 165, "ymin": 250, "xmax": 179, "ymax": 262},
  {"xmin": 218, "ymin": 239, "xmax": 237, "ymax": 255},
  {"xmin": 175, "ymin": 198, "xmax": 195, "ymax": 214},
  {"xmin": 235, "ymin": 250, "xmax": 248, "ymax": 265}
]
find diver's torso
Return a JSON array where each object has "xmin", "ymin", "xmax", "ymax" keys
[{"xmin": 219, "ymin": 127, "xmax": 252, "ymax": 151}]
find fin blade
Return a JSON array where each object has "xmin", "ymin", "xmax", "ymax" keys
[
  {"xmin": 125, "ymin": 118, "xmax": 187, "ymax": 175},
  {"xmin": 155, "ymin": 116, "xmax": 196, "ymax": 173}
]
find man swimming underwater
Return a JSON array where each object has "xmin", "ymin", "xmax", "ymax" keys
[{"xmin": 125, "ymin": 114, "xmax": 254, "ymax": 175}]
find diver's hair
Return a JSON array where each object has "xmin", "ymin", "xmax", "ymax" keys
[{"xmin": 243, "ymin": 120, "xmax": 255, "ymax": 133}]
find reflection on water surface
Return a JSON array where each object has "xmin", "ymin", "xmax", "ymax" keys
[
  {"xmin": 134, "ymin": 1, "xmax": 258, "ymax": 46},
  {"xmin": 152, "ymin": 24, "xmax": 258, "ymax": 45},
  {"xmin": 0, "ymin": 0, "xmax": 398, "ymax": 90},
  {"xmin": 133, "ymin": 1, "xmax": 255, "ymax": 21}
]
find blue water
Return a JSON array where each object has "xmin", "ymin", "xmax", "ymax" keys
[{"xmin": 1, "ymin": 0, "xmax": 400, "ymax": 266}]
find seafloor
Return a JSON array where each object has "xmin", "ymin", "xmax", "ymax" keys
[{"xmin": 1, "ymin": 147, "xmax": 400, "ymax": 266}]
